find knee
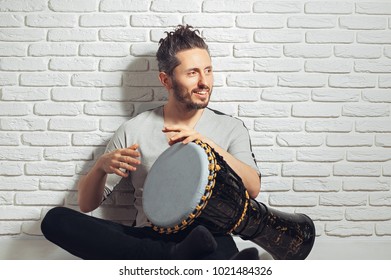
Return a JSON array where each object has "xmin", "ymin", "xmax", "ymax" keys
[{"xmin": 41, "ymin": 206, "xmax": 70, "ymax": 238}]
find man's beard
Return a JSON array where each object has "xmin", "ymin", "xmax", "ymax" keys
[{"xmin": 172, "ymin": 79, "xmax": 212, "ymax": 111}]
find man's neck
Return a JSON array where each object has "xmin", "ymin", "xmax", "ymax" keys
[{"xmin": 163, "ymin": 102, "xmax": 205, "ymax": 128}]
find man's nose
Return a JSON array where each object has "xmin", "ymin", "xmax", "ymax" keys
[{"xmin": 198, "ymin": 72, "xmax": 207, "ymax": 87}]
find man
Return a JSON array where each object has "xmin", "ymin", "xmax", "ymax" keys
[{"xmin": 41, "ymin": 25, "xmax": 261, "ymax": 260}]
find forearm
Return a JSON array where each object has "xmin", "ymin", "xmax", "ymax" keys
[
  {"xmin": 207, "ymin": 141, "xmax": 261, "ymax": 199},
  {"xmin": 77, "ymin": 160, "xmax": 107, "ymax": 213}
]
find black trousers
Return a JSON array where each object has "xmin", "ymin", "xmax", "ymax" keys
[{"xmin": 41, "ymin": 207, "xmax": 238, "ymax": 260}]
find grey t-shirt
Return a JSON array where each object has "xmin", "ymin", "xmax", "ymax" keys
[{"xmin": 104, "ymin": 106, "xmax": 259, "ymax": 227}]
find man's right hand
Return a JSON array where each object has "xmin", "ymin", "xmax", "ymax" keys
[{"xmin": 98, "ymin": 143, "xmax": 141, "ymax": 178}]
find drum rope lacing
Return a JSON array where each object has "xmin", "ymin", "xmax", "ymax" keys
[{"xmin": 151, "ymin": 139, "xmax": 250, "ymax": 235}]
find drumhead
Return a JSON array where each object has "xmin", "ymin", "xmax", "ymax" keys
[{"xmin": 143, "ymin": 142, "xmax": 210, "ymax": 228}]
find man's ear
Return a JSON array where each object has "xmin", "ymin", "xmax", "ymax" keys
[{"xmin": 158, "ymin": 72, "xmax": 172, "ymax": 90}]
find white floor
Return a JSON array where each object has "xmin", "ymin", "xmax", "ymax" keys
[{"xmin": 1, "ymin": 237, "xmax": 390, "ymax": 260}]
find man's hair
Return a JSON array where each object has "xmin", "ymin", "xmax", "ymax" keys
[{"xmin": 156, "ymin": 25, "xmax": 209, "ymax": 76}]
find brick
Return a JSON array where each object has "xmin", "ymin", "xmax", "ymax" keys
[
  {"xmin": 282, "ymin": 163, "xmax": 331, "ymax": 177},
  {"xmin": 237, "ymin": 15, "xmax": 285, "ymax": 28},
  {"xmin": 1, "ymin": 87, "xmax": 48, "ymax": 101},
  {"xmin": 376, "ymin": 223, "xmax": 391, "ymax": 236},
  {"xmin": 184, "ymin": 14, "xmax": 233, "ymax": 28},
  {"xmin": 269, "ymin": 193, "xmax": 318, "ymax": 207},
  {"xmin": 342, "ymin": 104, "xmax": 389, "ymax": 117},
  {"xmin": 100, "ymin": 0, "xmax": 149, "ymax": 12},
  {"xmin": 203, "ymin": 0, "xmax": 251, "ymax": 13},
  {"xmin": 124, "ymin": 72, "xmax": 162, "ymax": 87},
  {"xmin": 151, "ymin": 0, "xmax": 201, "ymax": 12},
  {"xmin": 277, "ymin": 134, "xmax": 323, "ymax": 147},
  {"xmin": 0, "ymin": 0, "xmax": 46, "ymax": 12},
  {"xmin": 312, "ymin": 89, "xmax": 360, "ymax": 102},
  {"xmin": 356, "ymin": 2, "xmax": 391, "ymax": 15},
  {"xmin": 0, "ymin": 73, "xmax": 17, "ymax": 86},
  {"xmin": 305, "ymin": 120, "xmax": 353, "ymax": 132},
  {"xmin": 370, "ymin": 193, "xmax": 391, "ymax": 206},
  {"xmin": 239, "ymin": 103, "xmax": 290, "ymax": 117},
  {"xmin": 255, "ymin": 119, "xmax": 303, "ymax": 132},
  {"xmin": 347, "ymin": 149, "xmax": 391, "ymax": 162},
  {"xmin": 253, "ymin": 148, "xmax": 295, "ymax": 162},
  {"xmin": 25, "ymin": 162, "xmax": 75, "ymax": 176},
  {"xmin": 320, "ymin": 193, "xmax": 367, "ymax": 206},
  {"xmin": 254, "ymin": 1, "xmax": 302, "ymax": 13},
  {"xmin": 292, "ymin": 104, "xmax": 341, "ymax": 118},
  {"xmin": 339, "ymin": 16, "xmax": 386, "ymax": 30},
  {"xmin": 49, "ymin": 57, "xmax": 97, "ymax": 71},
  {"xmin": 0, "ymin": 58, "xmax": 47, "ymax": 71},
  {"xmin": 71, "ymin": 73, "xmax": 122, "ymax": 87},
  {"xmin": 248, "ymin": 132, "xmax": 274, "ymax": 146},
  {"xmin": 284, "ymin": 45, "xmax": 332, "ymax": 58},
  {"xmin": 131, "ymin": 14, "xmax": 181, "ymax": 27},
  {"xmin": 79, "ymin": 43, "xmax": 129, "ymax": 57},
  {"xmin": 0, "ymin": 103, "xmax": 31, "ymax": 116},
  {"xmin": 0, "ymin": 29, "xmax": 45, "ymax": 42},
  {"xmin": 305, "ymin": 2, "xmax": 353, "ymax": 14},
  {"xmin": 44, "ymin": 147, "xmax": 94, "ymax": 161},
  {"xmin": 34, "ymin": 102, "xmax": 83, "ymax": 116},
  {"xmin": 203, "ymin": 29, "xmax": 250, "ymax": 43},
  {"xmin": 0, "ymin": 192, "xmax": 13, "ymax": 205},
  {"xmin": 0, "ymin": 222, "xmax": 21, "ymax": 235},
  {"xmin": 130, "ymin": 43, "xmax": 158, "ymax": 57},
  {"xmin": 0, "ymin": 147, "xmax": 41, "ymax": 161},
  {"xmin": 297, "ymin": 149, "xmax": 344, "ymax": 162},
  {"xmin": 211, "ymin": 88, "xmax": 260, "ymax": 102},
  {"xmin": 80, "ymin": 14, "xmax": 127, "ymax": 27},
  {"xmin": 49, "ymin": 118, "xmax": 97, "ymax": 132},
  {"xmin": 26, "ymin": 14, "xmax": 77, "ymax": 28},
  {"xmin": 262, "ymin": 89, "xmax": 310, "ymax": 102},
  {"xmin": 0, "ymin": 206, "xmax": 40, "ymax": 220},
  {"xmin": 260, "ymin": 178, "xmax": 291, "ymax": 191},
  {"xmin": 227, "ymin": 73, "xmax": 276, "ymax": 87},
  {"xmin": 49, "ymin": 0, "xmax": 98, "ymax": 12},
  {"xmin": 0, "ymin": 14, "xmax": 24, "ymax": 27},
  {"xmin": 356, "ymin": 119, "xmax": 391, "ymax": 132},
  {"xmin": 357, "ymin": 31, "xmax": 391, "ymax": 43},
  {"xmin": 255, "ymin": 30, "xmax": 302, "ymax": 43},
  {"xmin": 22, "ymin": 132, "xmax": 71, "ymax": 146},
  {"xmin": 379, "ymin": 75, "xmax": 391, "ymax": 88},
  {"xmin": 51, "ymin": 88, "xmax": 100, "ymax": 102},
  {"xmin": 84, "ymin": 102, "xmax": 134, "ymax": 116},
  {"xmin": 278, "ymin": 74, "xmax": 326, "ymax": 87},
  {"xmin": 346, "ymin": 207, "xmax": 391, "ymax": 221},
  {"xmin": 258, "ymin": 163, "xmax": 279, "ymax": 177},
  {"xmin": 99, "ymin": 58, "xmax": 149, "ymax": 72},
  {"xmin": 15, "ymin": 192, "xmax": 65, "ymax": 206},
  {"xmin": 234, "ymin": 44, "xmax": 281, "ymax": 58},
  {"xmin": 0, "ymin": 118, "xmax": 46, "ymax": 131},
  {"xmin": 343, "ymin": 179, "xmax": 390, "ymax": 191},
  {"xmin": 298, "ymin": 207, "xmax": 344, "ymax": 221},
  {"xmin": 333, "ymin": 163, "xmax": 381, "ymax": 177},
  {"xmin": 325, "ymin": 222, "xmax": 373, "ymax": 237},
  {"xmin": 29, "ymin": 43, "xmax": 78, "ymax": 56},
  {"xmin": 0, "ymin": 133, "xmax": 19, "ymax": 146},
  {"xmin": 293, "ymin": 179, "xmax": 341, "ymax": 192},
  {"xmin": 306, "ymin": 31, "xmax": 354, "ymax": 43},
  {"xmin": 329, "ymin": 75, "xmax": 376, "ymax": 88},
  {"xmin": 99, "ymin": 29, "xmax": 147, "ymax": 42},
  {"xmin": 362, "ymin": 89, "xmax": 391, "ymax": 102},
  {"xmin": 305, "ymin": 59, "xmax": 352, "ymax": 73},
  {"xmin": 40, "ymin": 177, "xmax": 78, "ymax": 191},
  {"xmin": 335, "ymin": 45, "xmax": 382, "ymax": 59},
  {"xmin": 0, "ymin": 162, "xmax": 23, "ymax": 175},
  {"xmin": 376, "ymin": 135, "xmax": 391, "ymax": 147},
  {"xmin": 0, "ymin": 43, "xmax": 26, "ymax": 56},
  {"xmin": 72, "ymin": 133, "xmax": 112, "ymax": 146},
  {"xmin": 288, "ymin": 16, "xmax": 336, "ymax": 28},
  {"xmin": 213, "ymin": 58, "xmax": 251, "ymax": 72},
  {"xmin": 355, "ymin": 60, "xmax": 391, "ymax": 73},
  {"xmin": 327, "ymin": 134, "xmax": 373, "ymax": 147},
  {"xmin": 255, "ymin": 59, "xmax": 302, "ymax": 72},
  {"xmin": 102, "ymin": 87, "xmax": 153, "ymax": 102},
  {"xmin": 48, "ymin": 29, "xmax": 97, "ymax": 42},
  {"xmin": 20, "ymin": 73, "xmax": 69, "ymax": 87}
]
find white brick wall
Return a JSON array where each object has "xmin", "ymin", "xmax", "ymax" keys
[{"xmin": 1, "ymin": 0, "xmax": 391, "ymax": 249}]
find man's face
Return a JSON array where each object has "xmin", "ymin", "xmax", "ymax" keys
[{"xmin": 170, "ymin": 48, "xmax": 213, "ymax": 110}]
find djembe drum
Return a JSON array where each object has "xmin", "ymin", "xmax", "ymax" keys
[{"xmin": 143, "ymin": 140, "xmax": 315, "ymax": 260}]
